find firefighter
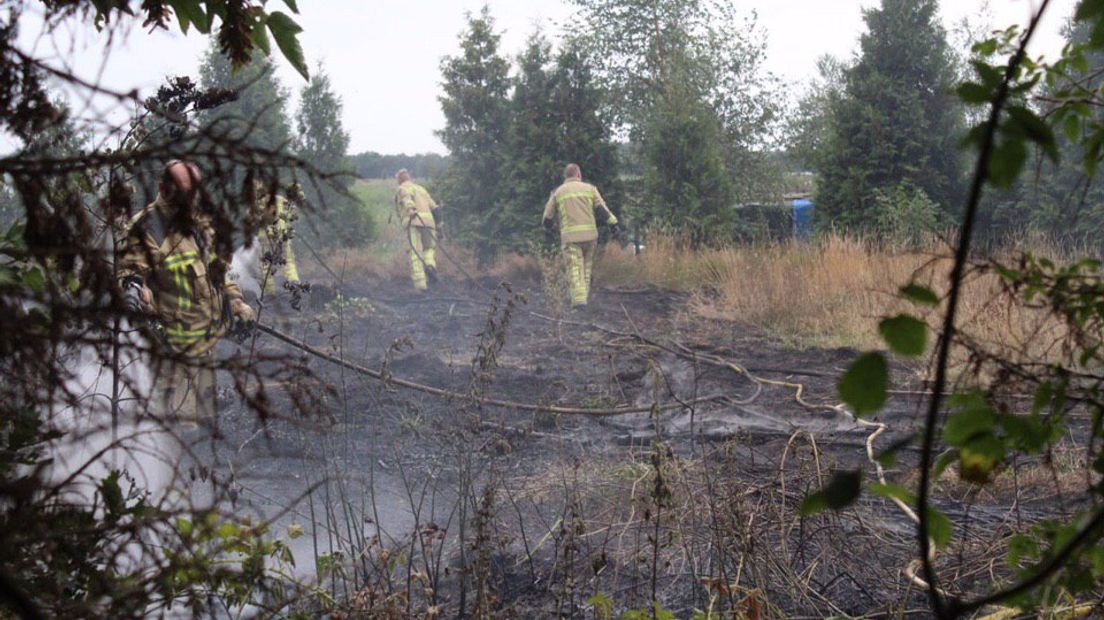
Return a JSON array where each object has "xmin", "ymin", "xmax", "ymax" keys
[
  {"xmin": 394, "ymin": 169, "xmax": 442, "ymax": 291},
  {"xmin": 542, "ymin": 163, "xmax": 620, "ymax": 309},
  {"xmin": 118, "ymin": 160, "xmax": 256, "ymax": 429},
  {"xmin": 255, "ymin": 182, "xmax": 300, "ymax": 299}
]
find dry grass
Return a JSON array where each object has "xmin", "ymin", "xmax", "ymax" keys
[
  {"xmin": 598, "ymin": 232, "xmax": 1078, "ymax": 355},
  {"xmin": 301, "ymin": 193, "xmax": 1079, "ymax": 355},
  {"xmin": 596, "ymin": 234, "xmax": 934, "ymax": 348}
]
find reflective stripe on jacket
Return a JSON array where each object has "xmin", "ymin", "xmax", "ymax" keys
[
  {"xmin": 542, "ymin": 179, "xmax": 617, "ymax": 244},
  {"xmin": 261, "ymin": 195, "xmax": 299, "ymax": 283},
  {"xmin": 395, "ymin": 181, "xmax": 439, "ymax": 229},
  {"xmin": 117, "ymin": 196, "xmax": 245, "ymax": 355}
]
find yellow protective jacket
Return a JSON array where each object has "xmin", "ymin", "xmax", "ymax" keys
[
  {"xmin": 543, "ymin": 179, "xmax": 617, "ymax": 244},
  {"xmin": 117, "ymin": 196, "xmax": 246, "ymax": 355},
  {"xmin": 395, "ymin": 181, "xmax": 439, "ymax": 229},
  {"xmin": 261, "ymin": 194, "xmax": 299, "ymax": 283}
]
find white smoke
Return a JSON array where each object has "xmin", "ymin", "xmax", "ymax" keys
[
  {"xmin": 44, "ymin": 322, "xmax": 178, "ymax": 505},
  {"xmin": 230, "ymin": 241, "xmax": 262, "ymax": 299}
]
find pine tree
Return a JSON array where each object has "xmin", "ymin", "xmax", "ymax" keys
[
  {"xmin": 500, "ymin": 33, "xmax": 560, "ymax": 253},
  {"xmin": 552, "ymin": 40, "xmax": 623, "ymax": 215},
  {"xmin": 436, "ymin": 6, "xmax": 512, "ymax": 260},
  {"xmin": 294, "ymin": 65, "xmax": 373, "ymax": 247},
  {"xmin": 643, "ymin": 62, "xmax": 733, "ymax": 246},
  {"xmin": 296, "ymin": 67, "xmax": 351, "ymax": 182},
  {"xmin": 198, "ymin": 42, "xmax": 292, "ymax": 155},
  {"xmin": 498, "ymin": 34, "xmax": 623, "ymax": 253},
  {"xmin": 817, "ymin": 0, "xmax": 965, "ymax": 229}
]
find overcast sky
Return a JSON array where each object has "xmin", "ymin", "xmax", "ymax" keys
[{"xmin": 17, "ymin": 0, "xmax": 1078, "ymax": 154}]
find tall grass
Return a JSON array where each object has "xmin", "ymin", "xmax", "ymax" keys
[
  {"xmin": 305, "ymin": 187, "xmax": 1075, "ymax": 355},
  {"xmin": 598, "ymin": 232, "xmax": 1074, "ymax": 354}
]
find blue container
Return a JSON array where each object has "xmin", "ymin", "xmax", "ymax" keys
[{"xmin": 793, "ymin": 198, "xmax": 814, "ymax": 240}]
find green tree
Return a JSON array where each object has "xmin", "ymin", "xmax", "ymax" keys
[
  {"xmin": 551, "ymin": 40, "xmax": 623, "ymax": 216},
  {"xmin": 569, "ymin": 0, "xmax": 779, "ymax": 241},
  {"xmin": 294, "ymin": 64, "xmax": 374, "ymax": 246},
  {"xmin": 436, "ymin": 6, "xmax": 512, "ymax": 260},
  {"xmin": 499, "ymin": 33, "xmax": 560, "ymax": 253},
  {"xmin": 643, "ymin": 68, "xmax": 733, "ymax": 245},
  {"xmin": 786, "ymin": 55, "xmax": 849, "ymax": 173},
  {"xmin": 296, "ymin": 66, "xmax": 351, "ymax": 180},
  {"xmin": 816, "ymin": 0, "xmax": 966, "ymax": 230},
  {"xmin": 198, "ymin": 42, "xmax": 293, "ymax": 156},
  {"xmin": 498, "ymin": 34, "xmax": 623, "ymax": 253},
  {"xmin": 349, "ymin": 152, "xmax": 450, "ymax": 179},
  {"xmin": 980, "ymin": 16, "xmax": 1104, "ymax": 240}
]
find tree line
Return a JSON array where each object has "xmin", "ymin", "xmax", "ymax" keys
[
  {"xmin": 432, "ymin": 0, "xmax": 1104, "ymax": 256},
  {"xmin": 101, "ymin": 0, "xmax": 1104, "ymax": 260}
]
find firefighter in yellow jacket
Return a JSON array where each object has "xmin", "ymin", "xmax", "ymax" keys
[
  {"xmin": 394, "ymin": 169, "xmax": 442, "ymax": 291},
  {"xmin": 118, "ymin": 161, "xmax": 256, "ymax": 428},
  {"xmin": 255, "ymin": 184, "xmax": 300, "ymax": 297},
  {"xmin": 543, "ymin": 163, "xmax": 620, "ymax": 308}
]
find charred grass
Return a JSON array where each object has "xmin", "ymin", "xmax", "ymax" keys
[{"xmin": 283, "ymin": 197, "xmax": 1101, "ymax": 617}]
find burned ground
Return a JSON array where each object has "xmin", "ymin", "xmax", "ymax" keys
[{"xmin": 205, "ymin": 270, "xmax": 1086, "ymax": 618}]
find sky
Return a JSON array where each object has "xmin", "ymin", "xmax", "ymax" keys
[{"xmin": 15, "ymin": 0, "xmax": 1080, "ymax": 155}]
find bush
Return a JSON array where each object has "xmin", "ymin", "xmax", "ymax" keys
[{"xmin": 870, "ymin": 182, "xmax": 943, "ymax": 248}]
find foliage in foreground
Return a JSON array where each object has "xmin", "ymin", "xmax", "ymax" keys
[
  {"xmin": 0, "ymin": 2, "xmax": 337, "ymax": 617},
  {"xmin": 807, "ymin": 3, "xmax": 1104, "ymax": 616}
]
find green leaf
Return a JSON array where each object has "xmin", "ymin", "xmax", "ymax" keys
[
  {"xmin": 879, "ymin": 314, "xmax": 928, "ymax": 358},
  {"xmin": 870, "ymin": 482, "xmax": 915, "ymax": 504},
  {"xmin": 956, "ymin": 82, "xmax": 992, "ymax": 104},
  {"xmin": 1007, "ymin": 533, "xmax": 1039, "ymax": 567},
  {"xmin": 927, "ymin": 507, "xmax": 954, "ymax": 547},
  {"xmin": 251, "ymin": 20, "xmax": 272, "ymax": 55},
  {"xmin": 217, "ymin": 522, "xmax": 241, "ymax": 540},
  {"xmin": 1006, "ymin": 105, "xmax": 1058, "ymax": 162},
  {"xmin": 971, "ymin": 38, "xmax": 999, "ymax": 56},
  {"xmin": 281, "ymin": 0, "xmax": 300, "ymax": 12},
  {"xmin": 838, "ymin": 352, "xmax": 889, "ymax": 417},
  {"xmin": 99, "ymin": 471, "xmax": 125, "ymax": 518},
  {"xmin": 176, "ymin": 518, "xmax": 194, "ymax": 538},
  {"xmin": 988, "ymin": 138, "xmax": 1028, "ymax": 189},
  {"xmin": 22, "ymin": 265, "xmax": 46, "ymax": 293},
  {"xmin": 587, "ymin": 592, "xmax": 613, "ymax": 619},
  {"xmin": 971, "ymin": 60, "xmax": 1003, "ymax": 88},
  {"xmin": 1076, "ymin": 0, "xmax": 1104, "ymax": 22},
  {"xmin": 800, "ymin": 470, "xmax": 863, "ymax": 516},
  {"xmin": 933, "ymin": 449, "xmax": 959, "ymax": 479},
  {"xmin": 1032, "ymin": 381, "xmax": 1054, "ymax": 415},
  {"xmin": 962, "ymin": 123, "xmax": 989, "ymax": 150},
  {"xmin": 943, "ymin": 405, "xmax": 997, "ymax": 447},
  {"xmin": 900, "ymin": 283, "xmax": 939, "ymax": 306},
  {"xmin": 266, "ymin": 11, "xmax": 309, "ymax": 80},
  {"xmin": 1000, "ymin": 413, "xmax": 1048, "ymax": 453},
  {"xmin": 958, "ymin": 435, "xmax": 1006, "ymax": 483},
  {"xmin": 168, "ymin": 0, "xmax": 207, "ymax": 34}
]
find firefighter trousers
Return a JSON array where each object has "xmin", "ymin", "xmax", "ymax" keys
[
  {"xmin": 408, "ymin": 225, "xmax": 438, "ymax": 291},
  {"xmin": 261, "ymin": 236, "xmax": 299, "ymax": 295},
  {"xmin": 563, "ymin": 240, "xmax": 597, "ymax": 307},
  {"xmin": 153, "ymin": 350, "xmax": 217, "ymax": 427}
]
